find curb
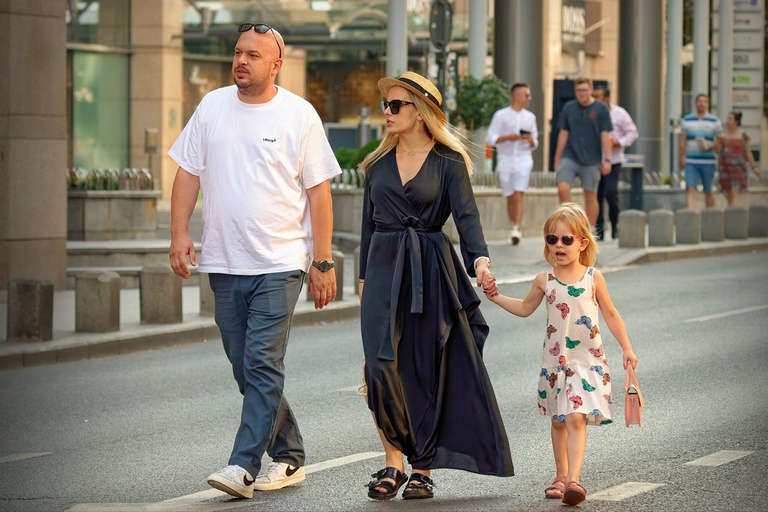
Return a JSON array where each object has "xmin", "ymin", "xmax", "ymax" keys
[{"xmin": 0, "ymin": 300, "xmax": 361, "ymax": 372}]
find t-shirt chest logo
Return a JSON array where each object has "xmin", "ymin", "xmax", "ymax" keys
[
  {"xmin": 263, "ymin": 138, "xmax": 276, "ymax": 143},
  {"xmin": 588, "ymin": 110, "xmax": 597, "ymax": 120}
]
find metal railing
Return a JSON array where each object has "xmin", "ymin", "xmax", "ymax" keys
[{"xmin": 67, "ymin": 168, "xmax": 154, "ymax": 191}]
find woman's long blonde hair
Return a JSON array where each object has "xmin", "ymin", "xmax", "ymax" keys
[
  {"xmin": 358, "ymin": 88, "xmax": 475, "ymax": 176},
  {"xmin": 542, "ymin": 203, "xmax": 599, "ymax": 267}
]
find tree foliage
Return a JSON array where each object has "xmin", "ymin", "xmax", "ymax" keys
[{"xmin": 450, "ymin": 74, "xmax": 510, "ymax": 132}]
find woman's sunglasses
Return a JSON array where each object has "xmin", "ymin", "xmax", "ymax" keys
[
  {"xmin": 545, "ymin": 234, "xmax": 581, "ymax": 246},
  {"xmin": 238, "ymin": 23, "xmax": 282, "ymax": 59},
  {"xmin": 381, "ymin": 99, "xmax": 415, "ymax": 115}
]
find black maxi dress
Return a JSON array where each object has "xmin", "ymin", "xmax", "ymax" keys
[{"xmin": 359, "ymin": 144, "xmax": 514, "ymax": 477}]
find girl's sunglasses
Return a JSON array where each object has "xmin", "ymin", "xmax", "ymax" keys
[
  {"xmin": 238, "ymin": 23, "xmax": 282, "ymax": 59},
  {"xmin": 545, "ymin": 234, "xmax": 581, "ymax": 246},
  {"xmin": 381, "ymin": 99, "xmax": 415, "ymax": 115}
]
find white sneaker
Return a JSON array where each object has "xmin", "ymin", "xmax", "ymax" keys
[
  {"xmin": 253, "ymin": 462, "xmax": 306, "ymax": 491},
  {"xmin": 510, "ymin": 226, "xmax": 522, "ymax": 245},
  {"xmin": 207, "ymin": 464, "xmax": 255, "ymax": 499}
]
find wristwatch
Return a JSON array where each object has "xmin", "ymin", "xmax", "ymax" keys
[{"xmin": 312, "ymin": 259, "xmax": 334, "ymax": 272}]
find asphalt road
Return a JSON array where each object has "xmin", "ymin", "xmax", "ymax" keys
[{"xmin": 1, "ymin": 251, "xmax": 767, "ymax": 511}]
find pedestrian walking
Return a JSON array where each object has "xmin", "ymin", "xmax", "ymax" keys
[
  {"xmin": 486, "ymin": 82, "xmax": 539, "ymax": 245},
  {"xmin": 358, "ymin": 71, "xmax": 514, "ymax": 501},
  {"xmin": 167, "ymin": 23, "xmax": 341, "ymax": 499},
  {"xmin": 715, "ymin": 111, "xmax": 761, "ymax": 206},
  {"xmin": 483, "ymin": 202, "xmax": 638, "ymax": 506},
  {"xmin": 679, "ymin": 94, "xmax": 723, "ymax": 209},
  {"xmin": 592, "ymin": 87, "xmax": 638, "ymax": 241},
  {"xmin": 553, "ymin": 78, "xmax": 613, "ymax": 228}
]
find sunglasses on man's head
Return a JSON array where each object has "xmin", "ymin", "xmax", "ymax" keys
[
  {"xmin": 238, "ymin": 23, "xmax": 282, "ymax": 59},
  {"xmin": 381, "ymin": 99, "xmax": 415, "ymax": 115},
  {"xmin": 545, "ymin": 234, "xmax": 581, "ymax": 246}
]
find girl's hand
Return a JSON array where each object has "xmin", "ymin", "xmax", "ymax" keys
[
  {"xmin": 623, "ymin": 349, "xmax": 638, "ymax": 370},
  {"xmin": 482, "ymin": 271, "xmax": 499, "ymax": 297}
]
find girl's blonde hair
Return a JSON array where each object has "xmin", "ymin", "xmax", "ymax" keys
[
  {"xmin": 542, "ymin": 202, "xmax": 598, "ymax": 267},
  {"xmin": 358, "ymin": 89, "xmax": 475, "ymax": 175}
]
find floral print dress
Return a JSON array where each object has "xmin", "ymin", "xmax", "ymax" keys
[{"xmin": 538, "ymin": 267, "xmax": 613, "ymax": 425}]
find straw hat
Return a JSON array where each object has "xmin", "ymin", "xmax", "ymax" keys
[{"xmin": 378, "ymin": 71, "xmax": 446, "ymax": 122}]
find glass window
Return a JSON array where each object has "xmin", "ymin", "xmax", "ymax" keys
[
  {"xmin": 66, "ymin": 0, "xmax": 130, "ymax": 48},
  {"xmin": 71, "ymin": 52, "xmax": 129, "ymax": 169}
]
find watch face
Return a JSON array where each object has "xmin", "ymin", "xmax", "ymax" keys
[{"xmin": 314, "ymin": 260, "xmax": 333, "ymax": 272}]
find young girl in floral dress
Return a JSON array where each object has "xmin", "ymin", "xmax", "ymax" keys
[{"xmin": 484, "ymin": 202, "xmax": 638, "ymax": 506}]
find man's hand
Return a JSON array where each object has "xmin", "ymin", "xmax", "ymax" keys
[
  {"xmin": 308, "ymin": 266, "xmax": 336, "ymax": 309},
  {"xmin": 505, "ymin": 133, "xmax": 520, "ymax": 142},
  {"xmin": 611, "ymin": 137, "xmax": 621, "ymax": 149},
  {"xmin": 521, "ymin": 133, "xmax": 534, "ymax": 146},
  {"xmin": 169, "ymin": 232, "xmax": 196, "ymax": 279},
  {"xmin": 601, "ymin": 161, "xmax": 612, "ymax": 176}
]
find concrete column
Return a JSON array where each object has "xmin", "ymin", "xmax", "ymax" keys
[
  {"xmin": 76, "ymin": 272, "xmax": 121, "ymax": 333},
  {"xmin": 648, "ymin": 210, "xmax": 675, "ymax": 247},
  {"xmin": 494, "ymin": 0, "xmax": 544, "ymax": 171},
  {"xmin": 386, "ymin": 0, "xmax": 407, "ymax": 77},
  {"xmin": 692, "ymin": 0, "xmax": 710, "ymax": 97},
  {"xmin": 468, "ymin": 0, "xmax": 487, "ymax": 79},
  {"xmin": 665, "ymin": 0, "xmax": 683, "ymax": 177},
  {"xmin": 140, "ymin": 265, "xmax": 182, "ymax": 324},
  {"xmin": 716, "ymin": 0, "xmax": 733, "ymax": 117},
  {"xmin": 129, "ymin": 0, "xmax": 184, "ymax": 200},
  {"xmin": 0, "ymin": 4, "xmax": 67, "ymax": 290},
  {"xmin": 619, "ymin": 0, "xmax": 664, "ymax": 173}
]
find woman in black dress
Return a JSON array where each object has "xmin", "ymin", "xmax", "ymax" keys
[{"xmin": 358, "ymin": 72, "xmax": 514, "ymax": 501}]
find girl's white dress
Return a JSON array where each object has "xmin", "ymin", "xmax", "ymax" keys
[{"xmin": 538, "ymin": 267, "xmax": 613, "ymax": 425}]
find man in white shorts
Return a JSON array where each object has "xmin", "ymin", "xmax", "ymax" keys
[{"xmin": 486, "ymin": 82, "xmax": 538, "ymax": 244}]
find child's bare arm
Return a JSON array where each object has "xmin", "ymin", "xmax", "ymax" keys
[
  {"xmin": 488, "ymin": 272, "xmax": 546, "ymax": 317},
  {"xmin": 594, "ymin": 270, "xmax": 638, "ymax": 369}
]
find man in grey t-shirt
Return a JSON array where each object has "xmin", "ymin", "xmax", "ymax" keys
[{"xmin": 552, "ymin": 78, "xmax": 613, "ymax": 227}]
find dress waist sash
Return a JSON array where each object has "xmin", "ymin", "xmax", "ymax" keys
[{"xmin": 373, "ymin": 222, "xmax": 442, "ymax": 360}]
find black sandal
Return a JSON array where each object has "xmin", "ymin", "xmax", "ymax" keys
[
  {"xmin": 402, "ymin": 473, "xmax": 435, "ymax": 499},
  {"xmin": 365, "ymin": 467, "xmax": 408, "ymax": 501}
]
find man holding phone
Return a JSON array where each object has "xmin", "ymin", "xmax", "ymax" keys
[{"xmin": 486, "ymin": 82, "xmax": 539, "ymax": 244}]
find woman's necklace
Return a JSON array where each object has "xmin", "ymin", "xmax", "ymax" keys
[{"xmin": 399, "ymin": 139, "xmax": 433, "ymax": 157}]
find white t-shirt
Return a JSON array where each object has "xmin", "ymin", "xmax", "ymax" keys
[
  {"xmin": 168, "ymin": 85, "xmax": 341, "ymax": 275},
  {"xmin": 486, "ymin": 107, "xmax": 539, "ymax": 171}
]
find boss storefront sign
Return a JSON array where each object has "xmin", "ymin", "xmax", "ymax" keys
[{"xmin": 561, "ymin": 0, "xmax": 601, "ymax": 56}]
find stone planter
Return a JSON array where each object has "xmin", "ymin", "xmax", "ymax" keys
[{"xmin": 68, "ymin": 190, "xmax": 161, "ymax": 241}]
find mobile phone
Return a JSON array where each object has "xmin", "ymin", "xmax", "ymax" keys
[{"xmin": 519, "ymin": 130, "xmax": 531, "ymax": 136}]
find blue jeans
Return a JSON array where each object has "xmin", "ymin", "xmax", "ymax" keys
[
  {"xmin": 597, "ymin": 163, "xmax": 621, "ymax": 236},
  {"xmin": 208, "ymin": 270, "xmax": 305, "ymax": 477},
  {"xmin": 685, "ymin": 162, "xmax": 716, "ymax": 194}
]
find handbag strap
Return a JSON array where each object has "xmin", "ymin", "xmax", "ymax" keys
[{"xmin": 625, "ymin": 365, "xmax": 640, "ymax": 392}]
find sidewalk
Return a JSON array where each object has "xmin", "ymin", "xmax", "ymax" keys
[{"xmin": 2, "ymin": 235, "xmax": 767, "ymax": 371}]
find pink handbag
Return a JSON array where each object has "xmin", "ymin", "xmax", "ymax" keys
[{"xmin": 625, "ymin": 365, "xmax": 644, "ymax": 427}]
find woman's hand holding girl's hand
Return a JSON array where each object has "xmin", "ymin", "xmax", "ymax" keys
[
  {"xmin": 623, "ymin": 349, "xmax": 638, "ymax": 370},
  {"xmin": 481, "ymin": 271, "xmax": 499, "ymax": 298}
]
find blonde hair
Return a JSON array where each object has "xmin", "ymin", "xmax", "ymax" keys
[
  {"xmin": 359, "ymin": 89, "xmax": 474, "ymax": 175},
  {"xmin": 542, "ymin": 202, "xmax": 598, "ymax": 267}
]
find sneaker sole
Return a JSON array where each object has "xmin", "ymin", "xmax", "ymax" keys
[
  {"xmin": 512, "ymin": 236, "xmax": 520, "ymax": 245},
  {"xmin": 207, "ymin": 477, "xmax": 254, "ymax": 499},
  {"xmin": 253, "ymin": 472, "xmax": 306, "ymax": 491}
]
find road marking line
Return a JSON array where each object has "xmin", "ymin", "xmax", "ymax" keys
[
  {"xmin": 590, "ymin": 482, "xmax": 664, "ymax": 501},
  {"xmin": 0, "ymin": 452, "xmax": 51, "ymax": 464},
  {"xmin": 685, "ymin": 305, "xmax": 768, "ymax": 323},
  {"xmin": 161, "ymin": 451, "xmax": 384, "ymax": 505},
  {"xmin": 68, "ymin": 502, "xmax": 252, "ymax": 511},
  {"xmin": 685, "ymin": 450, "xmax": 754, "ymax": 466},
  {"xmin": 334, "ymin": 385, "xmax": 362, "ymax": 392},
  {"xmin": 305, "ymin": 451, "xmax": 384, "ymax": 474}
]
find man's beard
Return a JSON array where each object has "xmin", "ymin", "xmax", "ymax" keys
[{"xmin": 234, "ymin": 69, "xmax": 269, "ymax": 97}]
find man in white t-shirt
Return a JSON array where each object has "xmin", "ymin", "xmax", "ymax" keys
[
  {"xmin": 486, "ymin": 82, "xmax": 539, "ymax": 244},
  {"xmin": 168, "ymin": 23, "xmax": 341, "ymax": 499}
]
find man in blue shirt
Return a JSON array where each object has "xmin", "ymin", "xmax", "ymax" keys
[
  {"xmin": 553, "ymin": 78, "xmax": 613, "ymax": 227},
  {"xmin": 679, "ymin": 94, "xmax": 723, "ymax": 209}
]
